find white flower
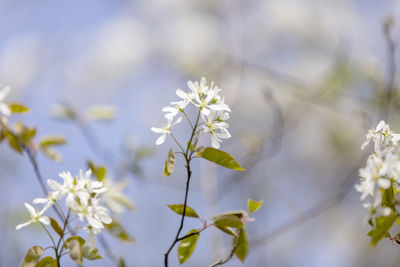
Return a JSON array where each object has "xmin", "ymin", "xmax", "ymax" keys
[
  {"xmin": 163, "ymin": 90, "xmax": 193, "ymax": 120},
  {"xmin": 188, "ymin": 77, "xmax": 209, "ymax": 95},
  {"xmin": 151, "ymin": 117, "xmax": 182, "ymax": 145},
  {"xmin": 202, "ymin": 111, "xmax": 231, "ymax": 148},
  {"xmin": 103, "ymin": 178, "xmax": 135, "ymax": 213},
  {"xmin": 361, "ymin": 120, "xmax": 397, "ymax": 153},
  {"xmin": 0, "ymin": 85, "xmax": 11, "ymax": 116},
  {"xmin": 16, "ymin": 203, "xmax": 50, "ymax": 230},
  {"xmin": 153, "ymin": 77, "xmax": 232, "ymax": 148},
  {"xmin": 67, "ymin": 194, "xmax": 111, "ymax": 230}
]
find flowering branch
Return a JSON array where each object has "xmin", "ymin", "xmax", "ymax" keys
[
  {"xmin": 164, "ymin": 109, "xmax": 201, "ymax": 267},
  {"xmin": 152, "ymin": 77, "xmax": 260, "ymax": 266}
]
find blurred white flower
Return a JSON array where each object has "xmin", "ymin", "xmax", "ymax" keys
[
  {"xmin": 103, "ymin": 178, "xmax": 135, "ymax": 213},
  {"xmin": 0, "ymin": 85, "xmax": 11, "ymax": 116},
  {"xmin": 357, "ymin": 120, "xmax": 400, "ymax": 217},
  {"xmin": 16, "ymin": 203, "xmax": 50, "ymax": 230}
]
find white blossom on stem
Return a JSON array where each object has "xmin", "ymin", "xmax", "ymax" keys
[
  {"xmin": 151, "ymin": 117, "xmax": 182, "ymax": 145},
  {"xmin": 16, "ymin": 203, "xmax": 50, "ymax": 230}
]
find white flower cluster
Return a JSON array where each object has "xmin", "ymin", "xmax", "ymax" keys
[
  {"xmin": 356, "ymin": 120, "xmax": 400, "ymax": 216},
  {"xmin": 151, "ymin": 77, "xmax": 231, "ymax": 148},
  {"xmin": 16, "ymin": 169, "xmax": 112, "ymax": 234}
]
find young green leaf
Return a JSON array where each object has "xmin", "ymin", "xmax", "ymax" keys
[
  {"xmin": 49, "ymin": 217, "xmax": 64, "ymax": 237},
  {"xmin": 214, "ymin": 225, "xmax": 238, "ymax": 237},
  {"xmin": 82, "ymin": 246, "xmax": 103, "ymax": 260},
  {"xmin": 198, "ymin": 147, "xmax": 245, "ymax": 171},
  {"xmin": 369, "ymin": 213, "xmax": 396, "ymax": 247},
  {"xmin": 39, "ymin": 136, "xmax": 67, "ymax": 148},
  {"xmin": 40, "ymin": 147, "xmax": 63, "ymax": 162},
  {"xmin": 14, "ymin": 122, "xmax": 36, "ymax": 145},
  {"xmin": 382, "ymin": 184, "xmax": 395, "ymax": 210},
  {"xmin": 247, "ymin": 199, "xmax": 263, "ymax": 214},
  {"xmin": 36, "ymin": 256, "xmax": 56, "ymax": 267},
  {"xmin": 178, "ymin": 229, "xmax": 199, "ymax": 264},
  {"xmin": 8, "ymin": 102, "xmax": 30, "ymax": 113},
  {"xmin": 67, "ymin": 239, "xmax": 82, "ymax": 266},
  {"xmin": 105, "ymin": 219, "xmax": 135, "ymax": 243},
  {"xmin": 20, "ymin": 246, "xmax": 44, "ymax": 267},
  {"xmin": 213, "ymin": 214, "xmax": 244, "ymax": 228},
  {"xmin": 234, "ymin": 229, "xmax": 248, "ymax": 262},
  {"xmin": 64, "ymin": 236, "xmax": 86, "ymax": 248},
  {"xmin": 163, "ymin": 149, "xmax": 175, "ymax": 177},
  {"xmin": 87, "ymin": 161, "xmax": 106, "ymax": 181},
  {"xmin": 118, "ymin": 257, "xmax": 127, "ymax": 267},
  {"xmin": 6, "ymin": 132, "xmax": 22, "ymax": 154},
  {"xmin": 167, "ymin": 204, "xmax": 200, "ymax": 218},
  {"xmin": 85, "ymin": 105, "xmax": 116, "ymax": 121},
  {"xmin": 219, "ymin": 210, "xmax": 246, "ymax": 219}
]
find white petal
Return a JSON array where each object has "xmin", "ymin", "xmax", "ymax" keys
[
  {"xmin": 361, "ymin": 140, "xmax": 370, "ymax": 150},
  {"xmin": 0, "ymin": 86, "xmax": 10, "ymax": 101},
  {"xmin": 151, "ymin": 127, "xmax": 165, "ymax": 134},
  {"xmin": 33, "ymin": 198, "xmax": 48, "ymax": 204},
  {"xmin": 172, "ymin": 117, "xmax": 182, "ymax": 126},
  {"xmin": 87, "ymin": 216, "xmax": 104, "ymax": 229},
  {"xmin": 378, "ymin": 178, "xmax": 391, "ymax": 189},
  {"xmin": 156, "ymin": 134, "xmax": 166, "ymax": 145},
  {"xmin": 38, "ymin": 216, "xmax": 50, "ymax": 225},
  {"xmin": 24, "ymin": 203, "xmax": 37, "ymax": 217},
  {"xmin": 176, "ymin": 89, "xmax": 187, "ymax": 99},
  {"xmin": 98, "ymin": 212, "xmax": 112, "ymax": 224},
  {"xmin": 162, "ymin": 106, "xmax": 176, "ymax": 113},
  {"xmin": 376, "ymin": 120, "xmax": 386, "ymax": 132},
  {"xmin": 0, "ymin": 103, "xmax": 10, "ymax": 116},
  {"xmin": 211, "ymin": 135, "xmax": 220, "ymax": 148},
  {"xmin": 16, "ymin": 221, "xmax": 32, "ymax": 230}
]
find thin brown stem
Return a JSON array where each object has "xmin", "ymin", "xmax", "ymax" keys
[
  {"xmin": 164, "ymin": 108, "xmax": 202, "ymax": 267},
  {"xmin": 208, "ymin": 229, "xmax": 242, "ymax": 267}
]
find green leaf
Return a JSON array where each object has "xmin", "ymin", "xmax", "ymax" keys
[
  {"xmin": 35, "ymin": 256, "xmax": 56, "ymax": 267},
  {"xmin": 234, "ymin": 229, "xmax": 248, "ymax": 262},
  {"xmin": 40, "ymin": 147, "xmax": 63, "ymax": 162},
  {"xmin": 214, "ymin": 225, "xmax": 238, "ymax": 237},
  {"xmin": 163, "ymin": 149, "xmax": 175, "ymax": 177},
  {"xmin": 6, "ymin": 132, "xmax": 22, "ymax": 154},
  {"xmin": 85, "ymin": 105, "xmax": 116, "ymax": 121},
  {"xmin": 104, "ymin": 219, "xmax": 135, "ymax": 243},
  {"xmin": 213, "ymin": 214, "xmax": 244, "ymax": 228},
  {"xmin": 14, "ymin": 122, "xmax": 36, "ymax": 145},
  {"xmin": 20, "ymin": 246, "xmax": 44, "ymax": 267},
  {"xmin": 39, "ymin": 136, "xmax": 67, "ymax": 148},
  {"xmin": 64, "ymin": 236, "xmax": 86, "ymax": 248},
  {"xmin": 198, "ymin": 147, "xmax": 245, "ymax": 171},
  {"xmin": 118, "ymin": 257, "xmax": 126, "ymax": 267},
  {"xmin": 382, "ymin": 184, "xmax": 395, "ymax": 210},
  {"xmin": 219, "ymin": 210, "xmax": 246, "ymax": 219},
  {"xmin": 82, "ymin": 246, "xmax": 103, "ymax": 260},
  {"xmin": 167, "ymin": 204, "xmax": 200, "ymax": 218},
  {"xmin": 87, "ymin": 161, "xmax": 106, "ymax": 181},
  {"xmin": 247, "ymin": 199, "xmax": 263, "ymax": 214},
  {"xmin": 8, "ymin": 102, "xmax": 30, "ymax": 113},
  {"xmin": 67, "ymin": 239, "xmax": 82, "ymax": 266},
  {"xmin": 178, "ymin": 229, "xmax": 199, "ymax": 264},
  {"xmin": 111, "ymin": 194, "xmax": 135, "ymax": 211},
  {"xmin": 369, "ymin": 214, "xmax": 396, "ymax": 247},
  {"xmin": 49, "ymin": 217, "xmax": 64, "ymax": 237}
]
